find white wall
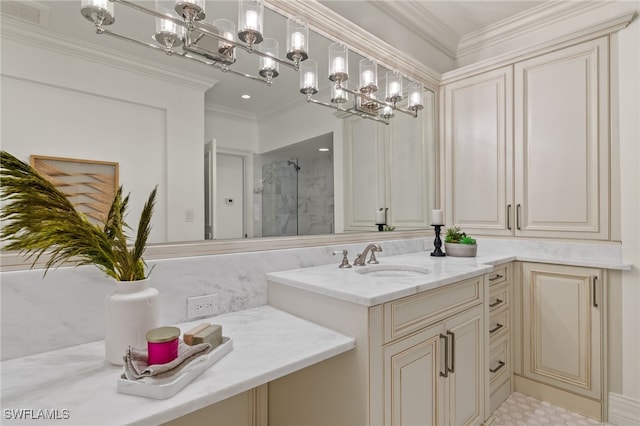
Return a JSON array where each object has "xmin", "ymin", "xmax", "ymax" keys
[
  {"xmin": 204, "ymin": 107, "xmax": 259, "ymax": 152},
  {"xmin": 1, "ymin": 33, "xmax": 209, "ymax": 243},
  {"xmin": 617, "ymin": 16, "xmax": 640, "ymax": 402}
]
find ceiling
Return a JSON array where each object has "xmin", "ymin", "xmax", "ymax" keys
[{"xmin": 1, "ymin": 0, "xmax": 548, "ymax": 118}]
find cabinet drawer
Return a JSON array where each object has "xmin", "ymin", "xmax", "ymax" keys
[
  {"xmin": 489, "ymin": 281, "xmax": 509, "ymax": 313},
  {"xmin": 384, "ymin": 276, "xmax": 483, "ymax": 343},
  {"xmin": 489, "ymin": 335, "xmax": 510, "ymax": 390},
  {"xmin": 489, "ymin": 308, "xmax": 509, "ymax": 341},
  {"xmin": 488, "ymin": 266, "xmax": 508, "ymax": 286}
]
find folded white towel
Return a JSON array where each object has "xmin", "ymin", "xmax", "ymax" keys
[{"xmin": 122, "ymin": 342, "xmax": 212, "ymax": 381}]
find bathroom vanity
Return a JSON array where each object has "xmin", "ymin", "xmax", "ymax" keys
[{"xmin": 266, "ymin": 246, "xmax": 629, "ymax": 425}]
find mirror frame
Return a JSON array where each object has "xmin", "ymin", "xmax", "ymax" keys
[{"xmin": 1, "ymin": 0, "xmax": 441, "ymax": 271}]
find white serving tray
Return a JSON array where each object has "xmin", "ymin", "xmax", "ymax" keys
[{"xmin": 117, "ymin": 337, "xmax": 233, "ymax": 399}]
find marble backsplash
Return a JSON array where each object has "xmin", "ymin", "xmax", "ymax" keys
[
  {"xmin": 0, "ymin": 236, "xmax": 626, "ymax": 361},
  {"xmin": 0, "ymin": 237, "xmax": 426, "ymax": 361}
]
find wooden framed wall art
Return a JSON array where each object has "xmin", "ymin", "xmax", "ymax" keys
[{"xmin": 30, "ymin": 155, "xmax": 119, "ymax": 224}]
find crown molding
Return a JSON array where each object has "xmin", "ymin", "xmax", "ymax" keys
[
  {"xmin": 205, "ymin": 103, "xmax": 258, "ymax": 122},
  {"xmin": 0, "ymin": 16, "xmax": 218, "ymax": 92},
  {"xmin": 442, "ymin": 11, "xmax": 636, "ymax": 85},
  {"xmin": 456, "ymin": 1, "xmax": 613, "ymax": 59},
  {"xmin": 265, "ymin": 0, "xmax": 441, "ymax": 90},
  {"xmin": 369, "ymin": 1, "xmax": 460, "ymax": 60}
]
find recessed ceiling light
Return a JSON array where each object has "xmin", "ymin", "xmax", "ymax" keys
[
  {"xmin": 241, "ymin": 94, "xmax": 251, "ymax": 100},
  {"xmin": 318, "ymin": 148, "xmax": 330, "ymax": 152}
]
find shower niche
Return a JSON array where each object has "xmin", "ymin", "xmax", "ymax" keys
[{"xmin": 254, "ymin": 133, "xmax": 334, "ymax": 237}]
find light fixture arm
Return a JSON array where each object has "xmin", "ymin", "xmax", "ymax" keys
[
  {"xmin": 335, "ymin": 81, "xmax": 418, "ymax": 118},
  {"xmin": 96, "ymin": 25, "xmax": 273, "ymax": 86},
  {"xmin": 305, "ymin": 95, "xmax": 390, "ymax": 125},
  {"xmin": 110, "ymin": 0, "xmax": 301, "ymax": 71}
]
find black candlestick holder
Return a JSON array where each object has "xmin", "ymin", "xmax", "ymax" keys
[
  {"xmin": 377, "ymin": 224, "xmax": 385, "ymax": 232},
  {"xmin": 431, "ymin": 224, "xmax": 446, "ymax": 257}
]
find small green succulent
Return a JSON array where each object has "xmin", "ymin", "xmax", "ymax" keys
[
  {"xmin": 444, "ymin": 226, "xmax": 476, "ymax": 244},
  {"xmin": 460, "ymin": 235, "xmax": 476, "ymax": 245}
]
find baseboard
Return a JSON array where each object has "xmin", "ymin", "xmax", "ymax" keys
[
  {"xmin": 608, "ymin": 392, "xmax": 640, "ymax": 425},
  {"xmin": 514, "ymin": 375, "xmax": 602, "ymax": 420}
]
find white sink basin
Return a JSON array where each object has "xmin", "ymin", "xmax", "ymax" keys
[{"xmin": 355, "ymin": 264, "xmax": 431, "ymax": 278}]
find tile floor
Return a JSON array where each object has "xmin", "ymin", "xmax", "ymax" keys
[{"xmin": 492, "ymin": 392, "xmax": 614, "ymax": 426}]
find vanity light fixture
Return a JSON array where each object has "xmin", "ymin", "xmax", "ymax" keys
[
  {"xmin": 301, "ymin": 43, "xmax": 424, "ymax": 125},
  {"xmin": 79, "ymin": 0, "xmax": 309, "ymax": 86}
]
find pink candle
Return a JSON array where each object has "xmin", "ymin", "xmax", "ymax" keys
[{"xmin": 146, "ymin": 326, "xmax": 180, "ymax": 365}]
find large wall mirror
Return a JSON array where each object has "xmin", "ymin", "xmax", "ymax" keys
[
  {"xmin": 203, "ymin": 1, "xmax": 437, "ymax": 241},
  {"xmin": 0, "ymin": 0, "xmax": 437, "ymax": 263}
]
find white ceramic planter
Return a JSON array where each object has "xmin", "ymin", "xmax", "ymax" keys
[
  {"xmin": 104, "ymin": 278, "xmax": 159, "ymax": 365},
  {"xmin": 444, "ymin": 243, "xmax": 478, "ymax": 257}
]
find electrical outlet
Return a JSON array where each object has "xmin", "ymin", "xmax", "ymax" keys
[{"xmin": 187, "ymin": 294, "xmax": 218, "ymax": 319}]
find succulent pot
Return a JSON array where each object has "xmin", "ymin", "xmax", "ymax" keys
[{"xmin": 444, "ymin": 243, "xmax": 477, "ymax": 257}]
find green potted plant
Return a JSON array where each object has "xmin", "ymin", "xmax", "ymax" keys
[
  {"xmin": 444, "ymin": 226, "xmax": 478, "ymax": 257},
  {"xmin": 0, "ymin": 150, "xmax": 159, "ymax": 365}
]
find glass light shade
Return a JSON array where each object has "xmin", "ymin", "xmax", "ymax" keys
[
  {"xmin": 299, "ymin": 59, "xmax": 318, "ymax": 95},
  {"xmin": 331, "ymin": 81, "xmax": 349, "ymax": 104},
  {"xmin": 380, "ymin": 105, "xmax": 394, "ymax": 119},
  {"xmin": 213, "ymin": 18, "xmax": 235, "ymax": 56},
  {"xmin": 359, "ymin": 59, "xmax": 378, "ymax": 92},
  {"xmin": 80, "ymin": 0, "xmax": 115, "ymax": 25},
  {"xmin": 259, "ymin": 38, "xmax": 279, "ymax": 79},
  {"xmin": 385, "ymin": 72, "xmax": 403, "ymax": 103},
  {"xmin": 286, "ymin": 17, "xmax": 309, "ymax": 61},
  {"xmin": 408, "ymin": 82, "xmax": 424, "ymax": 110},
  {"xmin": 328, "ymin": 43, "xmax": 348, "ymax": 82},
  {"xmin": 174, "ymin": 0, "xmax": 205, "ymax": 22},
  {"xmin": 153, "ymin": 2, "xmax": 184, "ymax": 48},
  {"xmin": 238, "ymin": 0, "xmax": 264, "ymax": 45}
]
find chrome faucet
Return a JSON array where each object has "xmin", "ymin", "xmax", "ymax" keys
[{"xmin": 353, "ymin": 243, "xmax": 382, "ymax": 266}]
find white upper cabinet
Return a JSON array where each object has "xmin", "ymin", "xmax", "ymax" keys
[
  {"xmin": 514, "ymin": 37, "xmax": 609, "ymax": 239},
  {"xmin": 443, "ymin": 37, "xmax": 610, "ymax": 240},
  {"xmin": 444, "ymin": 66, "xmax": 513, "ymax": 235}
]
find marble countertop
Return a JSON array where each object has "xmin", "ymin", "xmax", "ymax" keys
[
  {"xmin": 267, "ymin": 252, "xmax": 506, "ymax": 306},
  {"xmin": 0, "ymin": 306, "xmax": 355, "ymax": 425},
  {"xmin": 267, "ymin": 242, "xmax": 631, "ymax": 307}
]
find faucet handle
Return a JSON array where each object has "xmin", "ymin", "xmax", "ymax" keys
[{"xmin": 332, "ymin": 250, "xmax": 352, "ymax": 268}]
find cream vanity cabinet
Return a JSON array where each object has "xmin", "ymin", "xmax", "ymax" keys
[
  {"xmin": 268, "ymin": 274, "xmax": 487, "ymax": 426},
  {"xmin": 443, "ymin": 36, "xmax": 609, "ymax": 240},
  {"xmin": 514, "ymin": 262, "xmax": 604, "ymax": 420},
  {"xmin": 343, "ymin": 102, "xmax": 432, "ymax": 231},
  {"xmin": 487, "ymin": 265, "xmax": 512, "ymax": 413},
  {"xmin": 381, "ymin": 278, "xmax": 485, "ymax": 426}
]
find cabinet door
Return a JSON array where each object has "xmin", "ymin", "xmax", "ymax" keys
[
  {"xmin": 514, "ymin": 37, "xmax": 609, "ymax": 239},
  {"xmin": 521, "ymin": 263, "xmax": 602, "ymax": 399},
  {"xmin": 443, "ymin": 305, "xmax": 485, "ymax": 426},
  {"xmin": 384, "ymin": 323, "xmax": 445, "ymax": 426},
  {"xmin": 444, "ymin": 66, "xmax": 513, "ymax": 236},
  {"xmin": 387, "ymin": 97, "xmax": 432, "ymax": 229},
  {"xmin": 343, "ymin": 117, "xmax": 386, "ymax": 231}
]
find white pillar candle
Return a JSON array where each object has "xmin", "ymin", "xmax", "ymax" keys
[
  {"xmin": 431, "ymin": 209, "xmax": 444, "ymax": 225},
  {"xmin": 375, "ymin": 210, "xmax": 386, "ymax": 225}
]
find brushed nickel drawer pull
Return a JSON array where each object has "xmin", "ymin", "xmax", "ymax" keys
[
  {"xmin": 489, "ymin": 323, "xmax": 504, "ymax": 334},
  {"xmin": 489, "ymin": 274, "xmax": 504, "ymax": 281},
  {"xmin": 439, "ymin": 333, "xmax": 449, "ymax": 378},
  {"xmin": 490, "ymin": 360, "xmax": 506, "ymax": 373},
  {"xmin": 489, "ymin": 298, "xmax": 503, "ymax": 308},
  {"xmin": 447, "ymin": 330, "xmax": 455, "ymax": 373}
]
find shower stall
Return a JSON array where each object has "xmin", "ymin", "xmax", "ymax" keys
[
  {"xmin": 261, "ymin": 159, "xmax": 301, "ymax": 237},
  {"xmin": 255, "ymin": 133, "xmax": 334, "ymax": 237}
]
